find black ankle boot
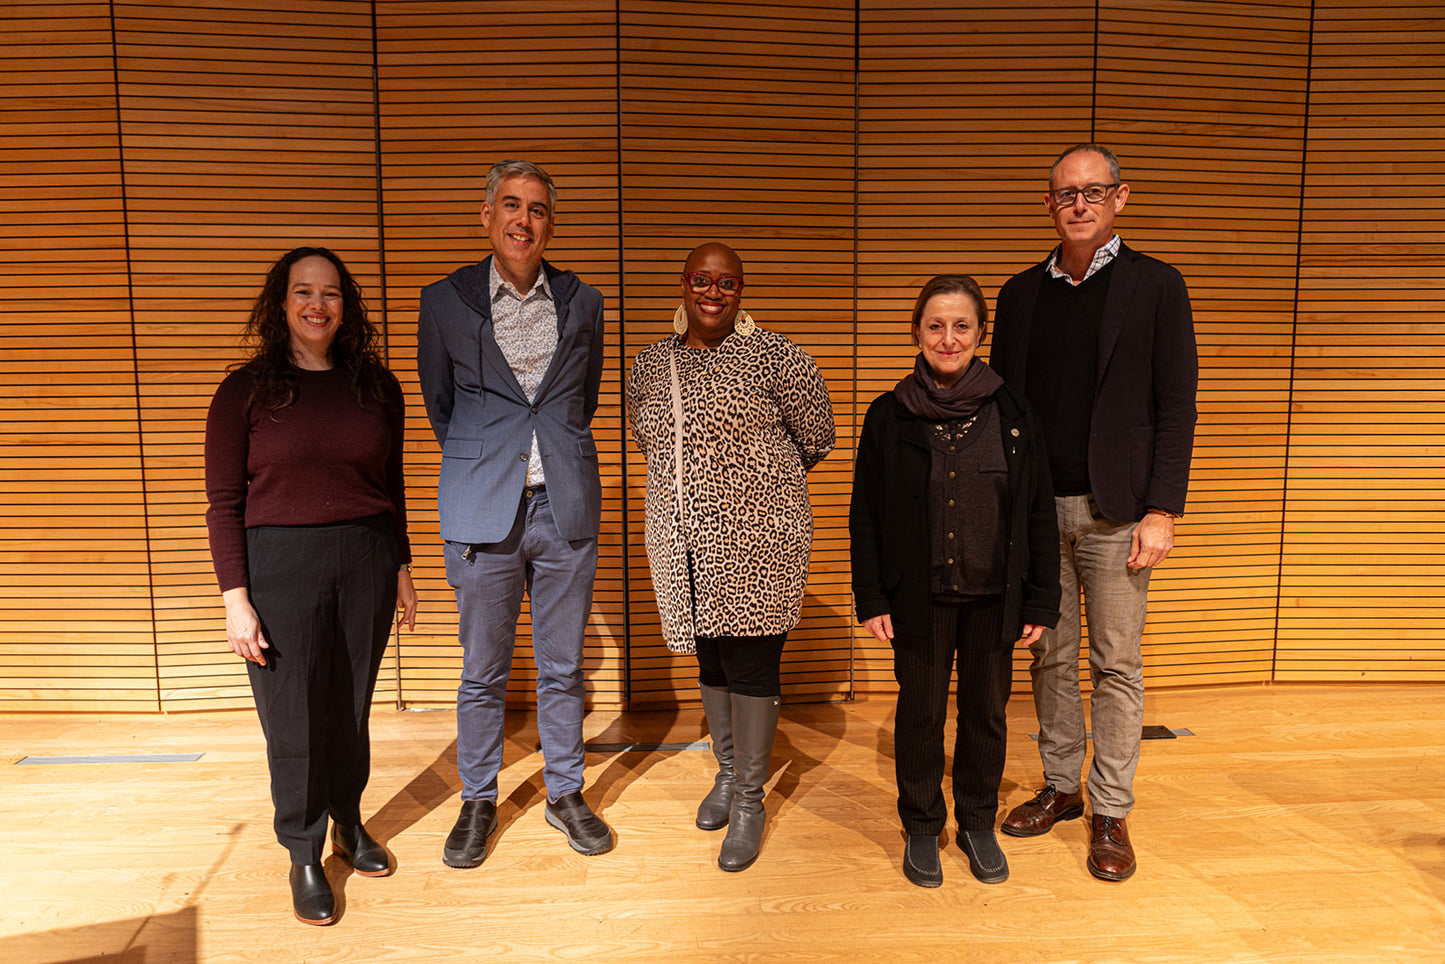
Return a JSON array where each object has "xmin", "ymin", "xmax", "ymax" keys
[
  {"xmin": 289, "ymin": 862, "xmax": 335, "ymax": 925},
  {"xmin": 332, "ymin": 822, "xmax": 392, "ymax": 876}
]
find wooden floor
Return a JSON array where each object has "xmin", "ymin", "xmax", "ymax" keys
[{"xmin": 2, "ymin": 684, "xmax": 1442, "ymax": 963}]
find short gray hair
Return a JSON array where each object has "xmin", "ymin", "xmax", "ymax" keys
[
  {"xmin": 1049, "ymin": 143, "xmax": 1121, "ymax": 188},
  {"xmin": 486, "ymin": 160, "xmax": 557, "ymax": 214}
]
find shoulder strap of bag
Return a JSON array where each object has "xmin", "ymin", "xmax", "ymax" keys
[{"xmin": 668, "ymin": 344, "xmax": 686, "ymax": 524}]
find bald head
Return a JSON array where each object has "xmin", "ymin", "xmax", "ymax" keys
[{"xmin": 684, "ymin": 242, "xmax": 744, "ymax": 278}]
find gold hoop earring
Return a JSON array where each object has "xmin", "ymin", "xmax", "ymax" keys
[
  {"xmin": 734, "ymin": 309, "xmax": 755, "ymax": 336},
  {"xmin": 673, "ymin": 305, "xmax": 688, "ymax": 336}
]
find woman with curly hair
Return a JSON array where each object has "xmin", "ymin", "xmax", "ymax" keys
[{"xmin": 204, "ymin": 246, "xmax": 417, "ymax": 925}]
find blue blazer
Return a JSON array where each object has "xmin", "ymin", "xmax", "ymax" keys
[
  {"xmin": 417, "ymin": 256, "xmax": 605, "ymax": 544},
  {"xmin": 990, "ymin": 242, "xmax": 1199, "ymax": 523}
]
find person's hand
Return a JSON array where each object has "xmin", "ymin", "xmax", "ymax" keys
[
  {"xmin": 1019, "ymin": 623, "xmax": 1045, "ymax": 646},
  {"xmin": 222, "ymin": 587, "xmax": 269, "ymax": 666},
  {"xmin": 863, "ymin": 613, "xmax": 894, "ymax": 643},
  {"xmin": 396, "ymin": 568, "xmax": 418, "ymax": 631},
  {"xmin": 1128, "ymin": 511, "xmax": 1176, "ymax": 569}
]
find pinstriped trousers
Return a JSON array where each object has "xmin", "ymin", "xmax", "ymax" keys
[{"xmin": 892, "ymin": 594, "xmax": 1011, "ymax": 835}]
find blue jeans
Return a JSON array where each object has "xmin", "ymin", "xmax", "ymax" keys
[
  {"xmin": 445, "ymin": 487, "xmax": 597, "ymax": 802},
  {"xmin": 1027, "ymin": 494, "xmax": 1149, "ymax": 818}
]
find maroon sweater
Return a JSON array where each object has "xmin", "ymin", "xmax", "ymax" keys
[{"xmin": 205, "ymin": 365, "xmax": 412, "ymax": 592}]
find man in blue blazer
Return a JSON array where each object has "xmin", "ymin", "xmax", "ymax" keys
[
  {"xmin": 417, "ymin": 160, "xmax": 611, "ymax": 867},
  {"xmin": 990, "ymin": 144, "xmax": 1198, "ymax": 882}
]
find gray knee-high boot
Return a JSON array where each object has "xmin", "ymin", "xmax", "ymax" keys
[
  {"xmin": 696, "ymin": 683, "xmax": 734, "ymax": 830},
  {"xmin": 717, "ymin": 693, "xmax": 780, "ymax": 872}
]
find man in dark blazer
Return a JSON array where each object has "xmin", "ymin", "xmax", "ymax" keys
[
  {"xmin": 417, "ymin": 159, "xmax": 611, "ymax": 868},
  {"xmin": 990, "ymin": 144, "xmax": 1198, "ymax": 881}
]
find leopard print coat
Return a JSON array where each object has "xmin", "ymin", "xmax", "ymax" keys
[{"xmin": 627, "ymin": 325, "xmax": 835, "ymax": 653}]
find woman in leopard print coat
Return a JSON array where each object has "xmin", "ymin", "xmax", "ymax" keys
[{"xmin": 627, "ymin": 242, "xmax": 834, "ymax": 874}]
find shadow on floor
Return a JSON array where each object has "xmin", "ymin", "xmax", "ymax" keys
[{"xmin": 0, "ymin": 904, "xmax": 198, "ymax": 964}]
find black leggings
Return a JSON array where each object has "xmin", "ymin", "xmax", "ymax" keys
[{"xmin": 694, "ymin": 632, "xmax": 787, "ymax": 698}]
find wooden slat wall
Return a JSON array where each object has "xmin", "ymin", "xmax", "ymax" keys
[
  {"xmin": 2, "ymin": 2, "xmax": 1443, "ymax": 712},
  {"xmin": 113, "ymin": 0, "xmax": 387, "ymax": 710},
  {"xmin": 0, "ymin": 4, "xmax": 157, "ymax": 711},
  {"xmin": 856, "ymin": 2, "xmax": 1096, "ymax": 694},
  {"xmin": 1093, "ymin": 0, "xmax": 1311, "ymax": 686},
  {"xmin": 858, "ymin": 1, "xmax": 1313, "ymax": 696},
  {"xmin": 619, "ymin": 0, "xmax": 858, "ymax": 704},
  {"xmin": 375, "ymin": 0, "xmax": 625, "ymax": 707},
  {"xmin": 1281, "ymin": 1, "xmax": 1445, "ymax": 679}
]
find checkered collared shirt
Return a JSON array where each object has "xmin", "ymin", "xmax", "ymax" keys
[
  {"xmin": 1046, "ymin": 234, "xmax": 1121, "ymax": 286},
  {"xmin": 489, "ymin": 262, "xmax": 558, "ymax": 486}
]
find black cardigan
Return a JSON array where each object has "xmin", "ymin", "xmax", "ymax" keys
[{"xmin": 849, "ymin": 384, "xmax": 1062, "ymax": 643}]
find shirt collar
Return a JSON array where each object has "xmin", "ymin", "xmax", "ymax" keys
[
  {"xmin": 489, "ymin": 260, "xmax": 552, "ymax": 303},
  {"xmin": 1046, "ymin": 234, "xmax": 1121, "ymax": 286}
]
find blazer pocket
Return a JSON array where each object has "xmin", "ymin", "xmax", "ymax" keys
[
  {"xmin": 442, "ymin": 436, "xmax": 483, "ymax": 459},
  {"xmin": 577, "ymin": 438, "xmax": 598, "ymax": 458}
]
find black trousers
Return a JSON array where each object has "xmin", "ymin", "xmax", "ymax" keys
[
  {"xmin": 892, "ymin": 594, "xmax": 1012, "ymax": 835},
  {"xmin": 695, "ymin": 633, "xmax": 788, "ymax": 698},
  {"xmin": 245, "ymin": 514, "xmax": 398, "ymax": 863}
]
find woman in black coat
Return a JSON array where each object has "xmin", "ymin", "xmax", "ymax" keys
[{"xmin": 849, "ymin": 274, "xmax": 1060, "ymax": 889}]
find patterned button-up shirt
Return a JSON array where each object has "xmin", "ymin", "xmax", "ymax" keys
[
  {"xmin": 489, "ymin": 262, "xmax": 558, "ymax": 486},
  {"xmin": 1047, "ymin": 233, "xmax": 1121, "ymax": 286}
]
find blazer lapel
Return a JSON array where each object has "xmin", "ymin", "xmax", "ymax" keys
[
  {"xmin": 997, "ymin": 254, "xmax": 1051, "ymax": 391},
  {"xmin": 1096, "ymin": 243, "xmax": 1140, "ymax": 389},
  {"xmin": 463, "ymin": 254, "xmax": 542, "ymax": 404},
  {"xmin": 478, "ymin": 313, "xmax": 530, "ymax": 403},
  {"xmin": 527, "ymin": 263, "xmax": 577, "ymax": 404}
]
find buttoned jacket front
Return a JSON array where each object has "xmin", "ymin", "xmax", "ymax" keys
[{"xmin": 417, "ymin": 256, "xmax": 605, "ymax": 544}]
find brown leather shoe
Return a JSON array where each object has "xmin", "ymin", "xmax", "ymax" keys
[
  {"xmin": 1087, "ymin": 814, "xmax": 1136, "ymax": 881},
  {"xmin": 1001, "ymin": 785, "xmax": 1085, "ymax": 837}
]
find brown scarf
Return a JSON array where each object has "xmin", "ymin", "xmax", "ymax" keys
[{"xmin": 893, "ymin": 354, "xmax": 1003, "ymax": 421}]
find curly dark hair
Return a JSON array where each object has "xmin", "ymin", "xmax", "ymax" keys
[{"xmin": 236, "ymin": 246, "xmax": 388, "ymax": 411}]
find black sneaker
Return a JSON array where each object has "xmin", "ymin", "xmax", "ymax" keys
[{"xmin": 544, "ymin": 791, "xmax": 614, "ymax": 855}]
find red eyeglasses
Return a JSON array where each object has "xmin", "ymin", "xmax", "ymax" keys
[{"xmin": 681, "ymin": 272, "xmax": 743, "ymax": 295}]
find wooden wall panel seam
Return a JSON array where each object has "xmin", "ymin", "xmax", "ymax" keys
[{"xmin": 2, "ymin": 1, "xmax": 1443, "ymax": 711}]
